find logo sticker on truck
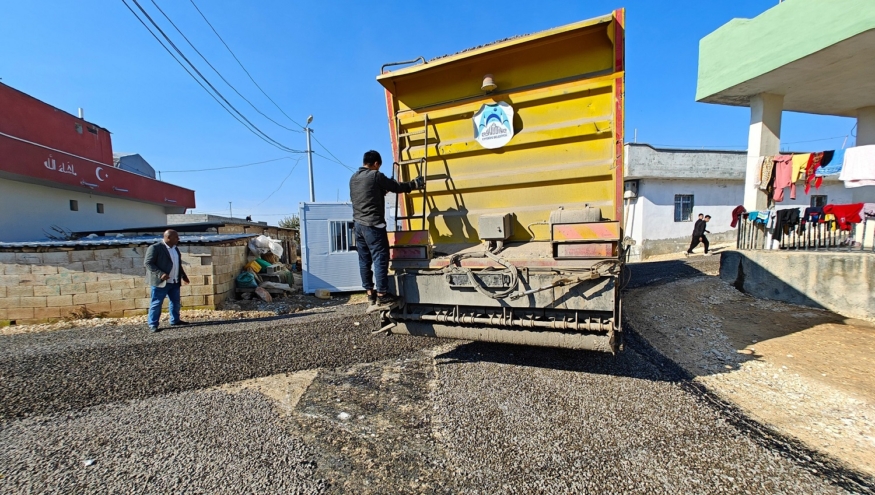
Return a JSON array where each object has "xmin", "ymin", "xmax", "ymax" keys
[{"xmin": 473, "ymin": 102, "xmax": 514, "ymax": 149}]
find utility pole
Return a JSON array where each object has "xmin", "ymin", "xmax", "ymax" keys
[
  {"xmin": 229, "ymin": 202, "xmax": 232, "ymax": 218},
  {"xmin": 305, "ymin": 115, "xmax": 315, "ymax": 202}
]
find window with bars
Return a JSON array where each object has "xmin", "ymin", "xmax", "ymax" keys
[
  {"xmin": 329, "ymin": 221, "xmax": 356, "ymax": 253},
  {"xmin": 810, "ymin": 195, "xmax": 827, "ymax": 208},
  {"xmin": 674, "ymin": 194, "xmax": 694, "ymax": 222}
]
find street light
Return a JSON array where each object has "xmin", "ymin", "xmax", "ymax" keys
[{"xmin": 305, "ymin": 115, "xmax": 315, "ymax": 202}]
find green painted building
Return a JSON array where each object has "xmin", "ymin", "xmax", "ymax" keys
[{"xmin": 696, "ymin": 0, "xmax": 875, "ymax": 209}]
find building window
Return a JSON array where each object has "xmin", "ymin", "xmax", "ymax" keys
[
  {"xmin": 810, "ymin": 195, "xmax": 827, "ymax": 208},
  {"xmin": 674, "ymin": 195, "xmax": 694, "ymax": 222},
  {"xmin": 70, "ymin": 200, "xmax": 79, "ymax": 211},
  {"xmin": 329, "ymin": 221, "xmax": 355, "ymax": 253},
  {"xmin": 96, "ymin": 203, "xmax": 105, "ymax": 214}
]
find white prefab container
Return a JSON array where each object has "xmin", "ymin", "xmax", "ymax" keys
[{"xmin": 299, "ymin": 202, "xmax": 362, "ymax": 294}]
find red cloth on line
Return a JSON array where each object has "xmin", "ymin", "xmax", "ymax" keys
[
  {"xmin": 730, "ymin": 205, "xmax": 747, "ymax": 227},
  {"xmin": 822, "ymin": 203, "xmax": 864, "ymax": 231},
  {"xmin": 804, "ymin": 152, "xmax": 823, "ymax": 195}
]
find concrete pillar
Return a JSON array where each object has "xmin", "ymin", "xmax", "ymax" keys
[
  {"xmin": 745, "ymin": 93, "xmax": 783, "ymax": 211},
  {"xmin": 857, "ymin": 106, "xmax": 875, "ymax": 146}
]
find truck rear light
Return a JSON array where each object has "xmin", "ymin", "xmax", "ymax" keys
[
  {"xmin": 554, "ymin": 242, "xmax": 616, "ymax": 258},
  {"xmin": 390, "ymin": 246, "xmax": 428, "ymax": 260}
]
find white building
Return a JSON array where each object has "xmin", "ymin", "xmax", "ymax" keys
[
  {"xmin": 623, "ymin": 143, "xmax": 872, "ymax": 262},
  {"xmin": 299, "ymin": 202, "xmax": 361, "ymax": 294}
]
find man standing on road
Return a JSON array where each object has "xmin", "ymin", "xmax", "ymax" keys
[
  {"xmin": 350, "ymin": 150, "xmax": 424, "ymax": 313},
  {"xmin": 144, "ymin": 229, "xmax": 190, "ymax": 332},
  {"xmin": 686, "ymin": 214, "xmax": 712, "ymax": 256}
]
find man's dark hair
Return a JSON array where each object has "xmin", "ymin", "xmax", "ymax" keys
[
  {"xmin": 704, "ymin": 215, "xmax": 711, "ymax": 219},
  {"xmin": 363, "ymin": 150, "xmax": 382, "ymax": 166},
  {"xmin": 697, "ymin": 213, "xmax": 704, "ymax": 218}
]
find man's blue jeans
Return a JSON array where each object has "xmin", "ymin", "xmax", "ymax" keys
[
  {"xmin": 354, "ymin": 223, "xmax": 390, "ymax": 294},
  {"xmin": 148, "ymin": 282, "xmax": 181, "ymax": 328}
]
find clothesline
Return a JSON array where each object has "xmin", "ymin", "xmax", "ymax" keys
[{"xmin": 756, "ymin": 145, "xmax": 875, "ymax": 203}]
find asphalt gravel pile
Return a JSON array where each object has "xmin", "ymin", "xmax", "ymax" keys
[
  {"xmin": 0, "ymin": 305, "xmax": 443, "ymax": 420},
  {"xmin": 429, "ymin": 342, "xmax": 848, "ymax": 494},
  {"xmin": 0, "ymin": 389, "xmax": 327, "ymax": 494}
]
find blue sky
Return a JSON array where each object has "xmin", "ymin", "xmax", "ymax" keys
[{"xmin": 0, "ymin": 1, "xmax": 856, "ymax": 222}]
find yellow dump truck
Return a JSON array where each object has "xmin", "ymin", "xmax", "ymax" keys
[{"xmin": 376, "ymin": 10, "xmax": 626, "ymax": 352}]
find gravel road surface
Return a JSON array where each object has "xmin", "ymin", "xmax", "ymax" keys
[{"xmin": 1, "ymin": 255, "xmax": 872, "ymax": 493}]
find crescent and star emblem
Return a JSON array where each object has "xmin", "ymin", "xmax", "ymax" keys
[{"xmin": 96, "ymin": 167, "xmax": 107, "ymax": 182}]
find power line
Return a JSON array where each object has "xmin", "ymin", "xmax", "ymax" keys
[
  {"xmin": 148, "ymin": 0, "xmax": 301, "ymax": 134},
  {"xmin": 124, "ymin": 0, "xmax": 303, "ymax": 154},
  {"xmin": 188, "ymin": 0, "xmax": 306, "ymax": 131},
  {"xmin": 646, "ymin": 134, "xmax": 852, "ymax": 150},
  {"xmin": 313, "ymin": 151, "xmax": 355, "ymax": 172},
  {"xmin": 160, "ymin": 156, "xmax": 295, "ymax": 174},
  {"xmin": 310, "ymin": 133, "xmax": 354, "ymax": 171},
  {"xmin": 121, "ymin": 0, "xmax": 282, "ymax": 152},
  {"xmin": 186, "ymin": 0, "xmax": 355, "ymax": 175},
  {"xmin": 254, "ymin": 158, "xmax": 303, "ymax": 206}
]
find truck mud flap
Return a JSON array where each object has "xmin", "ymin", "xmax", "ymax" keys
[{"xmin": 389, "ymin": 321, "xmax": 617, "ymax": 353}]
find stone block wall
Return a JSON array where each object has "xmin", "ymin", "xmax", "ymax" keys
[{"xmin": 0, "ymin": 241, "xmax": 249, "ymax": 325}]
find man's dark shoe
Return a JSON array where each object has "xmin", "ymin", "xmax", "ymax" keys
[
  {"xmin": 365, "ymin": 292, "xmax": 378, "ymax": 313},
  {"xmin": 170, "ymin": 320, "xmax": 190, "ymax": 326},
  {"xmin": 149, "ymin": 326, "xmax": 160, "ymax": 333},
  {"xmin": 367, "ymin": 293, "xmax": 400, "ymax": 314}
]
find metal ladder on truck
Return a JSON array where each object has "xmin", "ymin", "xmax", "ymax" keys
[{"xmin": 392, "ymin": 113, "xmax": 429, "ymax": 232}]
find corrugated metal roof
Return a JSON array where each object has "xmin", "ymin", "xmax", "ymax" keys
[{"xmin": 0, "ymin": 233, "xmax": 256, "ymax": 249}]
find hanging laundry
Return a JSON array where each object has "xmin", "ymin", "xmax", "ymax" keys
[
  {"xmin": 802, "ymin": 206, "xmax": 824, "ymax": 225},
  {"xmin": 772, "ymin": 208, "xmax": 801, "ymax": 242},
  {"xmin": 772, "ymin": 154, "xmax": 794, "ymax": 202},
  {"xmin": 803, "ymin": 152, "xmax": 825, "ymax": 194},
  {"xmin": 755, "ymin": 210, "xmax": 770, "ymax": 224},
  {"xmin": 790, "ymin": 153, "xmax": 811, "ymax": 184},
  {"xmin": 863, "ymin": 203, "xmax": 875, "ymax": 218},
  {"xmin": 839, "ymin": 145, "xmax": 875, "ymax": 188},
  {"xmin": 729, "ymin": 205, "xmax": 747, "ymax": 228},
  {"xmin": 730, "ymin": 205, "xmax": 747, "ymax": 227},
  {"xmin": 759, "ymin": 156, "xmax": 775, "ymax": 191},
  {"xmin": 822, "ymin": 203, "xmax": 864, "ymax": 231},
  {"xmin": 817, "ymin": 148, "xmax": 845, "ymax": 177}
]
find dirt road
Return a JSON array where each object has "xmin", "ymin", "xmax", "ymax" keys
[{"xmin": 1, "ymin": 256, "xmax": 872, "ymax": 494}]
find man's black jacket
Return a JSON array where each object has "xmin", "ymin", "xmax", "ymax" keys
[
  {"xmin": 691, "ymin": 219, "xmax": 707, "ymax": 238},
  {"xmin": 349, "ymin": 167, "xmax": 417, "ymax": 226}
]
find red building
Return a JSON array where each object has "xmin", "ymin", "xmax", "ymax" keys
[{"xmin": 0, "ymin": 82, "xmax": 195, "ymax": 241}]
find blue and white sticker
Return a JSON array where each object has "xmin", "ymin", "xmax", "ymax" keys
[{"xmin": 473, "ymin": 102, "xmax": 515, "ymax": 149}]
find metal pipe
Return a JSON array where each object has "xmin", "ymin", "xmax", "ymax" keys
[
  {"xmin": 305, "ymin": 122, "xmax": 315, "ymax": 202},
  {"xmin": 390, "ymin": 321, "xmax": 616, "ymax": 352},
  {"xmin": 394, "ymin": 311, "xmax": 613, "ymax": 333}
]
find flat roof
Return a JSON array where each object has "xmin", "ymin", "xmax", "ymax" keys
[
  {"xmin": 696, "ymin": 0, "xmax": 875, "ymax": 117},
  {"xmin": 0, "ymin": 233, "xmax": 256, "ymax": 250}
]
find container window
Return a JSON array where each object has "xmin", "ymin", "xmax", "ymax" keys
[
  {"xmin": 810, "ymin": 195, "xmax": 827, "ymax": 208},
  {"xmin": 674, "ymin": 195, "xmax": 694, "ymax": 222},
  {"xmin": 329, "ymin": 221, "xmax": 356, "ymax": 253},
  {"xmin": 70, "ymin": 200, "xmax": 79, "ymax": 211},
  {"xmin": 96, "ymin": 203, "xmax": 104, "ymax": 214}
]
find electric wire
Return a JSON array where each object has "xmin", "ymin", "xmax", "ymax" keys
[
  {"xmin": 313, "ymin": 151, "xmax": 355, "ymax": 172},
  {"xmin": 254, "ymin": 158, "xmax": 302, "ymax": 206},
  {"xmin": 187, "ymin": 0, "xmax": 356, "ymax": 172},
  {"xmin": 149, "ymin": 0, "xmax": 302, "ymax": 134},
  {"xmin": 188, "ymin": 0, "xmax": 306, "ymax": 131},
  {"xmin": 648, "ymin": 134, "xmax": 853, "ymax": 150},
  {"xmin": 125, "ymin": 0, "xmax": 303, "ymax": 153},
  {"xmin": 159, "ymin": 156, "xmax": 295, "ymax": 174},
  {"xmin": 310, "ymin": 133, "xmax": 353, "ymax": 170},
  {"xmin": 121, "ymin": 0, "xmax": 288, "ymax": 153}
]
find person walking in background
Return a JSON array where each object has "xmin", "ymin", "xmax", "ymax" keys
[
  {"xmin": 144, "ymin": 229, "xmax": 190, "ymax": 332},
  {"xmin": 350, "ymin": 150, "xmax": 424, "ymax": 313},
  {"xmin": 686, "ymin": 214, "xmax": 711, "ymax": 256}
]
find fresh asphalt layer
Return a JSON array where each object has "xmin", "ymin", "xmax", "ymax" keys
[{"xmin": 1, "ymin": 256, "xmax": 873, "ymax": 494}]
